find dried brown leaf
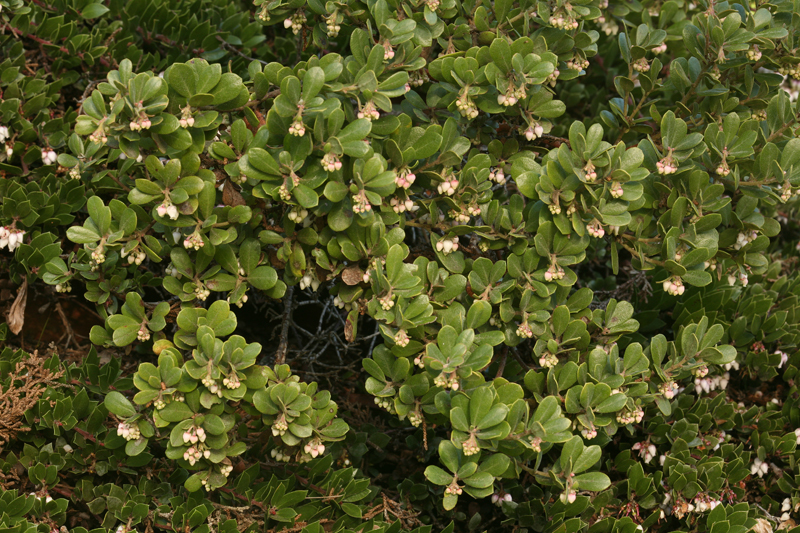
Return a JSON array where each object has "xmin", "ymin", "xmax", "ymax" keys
[
  {"xmin": 344, "ymin": 313, "xmax": 355, "ymax": 343},
  {"xmin": 341, "ymin": 266, "xmax": 364, "ymax": 286},
  {"xmin": 222, "ymin": 180, "xmax": 246, "ymax": 207},
  {"xmin": 7, "ymin": 278, "xmax": 27, "ymax": 335}
]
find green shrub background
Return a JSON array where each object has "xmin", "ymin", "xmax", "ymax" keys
[{"xmin": 1, "ymin": 0, "xmax": 800, "ymax": 531}]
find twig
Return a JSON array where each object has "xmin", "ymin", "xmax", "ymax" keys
[
  {"xmin": 274, "ymin": 286, "xmax": 293, "ymax": 365},
  {"xmin": 216, "ymin": 36, "xmax": 269, "ymax": 65}
]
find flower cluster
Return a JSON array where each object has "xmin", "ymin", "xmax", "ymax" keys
[
  {"xmin": 633, "ymin": 58, "xmax": 650, "ymax": 73},
  {"xmin": 663, "ymin": 277, "xmax": 685, "ymax": 296},
  {"xmin": 117, "ymin": 421, "xmax": 141, "ymax": 441},
  {"xmin": 183, "ymin": 426, "xmax": 207, "ymax": 445},
  {"xmin": 437, "ymin": 177, "xmax": 459, "ymax": 196},
  {"xmin": 303, "ymin": 438, "xmax": 325, "ymax": 458},
  {"xmin": 750, "ymin": 457, "xmax": 770, "ymax": 478},
  {"xmin": 539, "ymin": 351, "xmax": 558, "ymax": 368},
  {"xmin": 444, "ymin": 482, "xmax": 463, "ymax": 496},
  {"xmin": 283, "ymin": 12, "xmax": 306, "ymax": 34},
  {"xmin": 194, "ymin": 282, "xmax": 211, "ymax": 301},
  {"xmin": 516, "ymin": 322, "xmax": 533, "ymax": 339},
  {"xmin": 656, "ymin": 156, "xmax": 678, "ymax": 174},
  {"xmin": 395, "ymin": 168, "xmax": 416, "ymax": 189},
  {"xmin": 461, "ymin": 435, "xmax": 480, "ymax": 456},
  {"xmin": 433, "ymin": 371, "xmax": 459, "ymax": 390},
  {"xmin": 616, "ymin": 406, "xmax": 644, "ymax": 425},
  {"xmin": 379, "ymin": 294, "xmax": 395, "ymax": 311},
  {"xmin": 202, "ymin": 374, "xmax": 223, "ymax": 396},
  {"xmin": 137, "ymin": 325, "xmax": 150, "ymax": 342},
  {"xmin": 694, "ymin": 372, "xmax": 729, "ymax": 394},
  {"xmin": 551, "ymin": 14, "xmax": 578, "ymax": 29},
  {"xmin": 435, "ymin": 237, "xmax": 460, "ymax": 255},
  {"xmin": 55, "ymin": 282, "xmax": 72, "ymax": 293},
  {"xmin": 321, "ymin": 153, "xmax": 342, "ymax": 172},
  {"xmin": 394, "ymin": 329, "xmax": 410, "ymax": 347},
  {"xmin": 524, "ymin": 122, "xmax": 544, "ymax": 141},
  {"xmin": 560, "ymin": 490, "xmax": 577, "ymax": 504},
  {"xmin": 287, "ymin": 208, "xmax": 309, "ymax": 223},
  {"xmin": 129, "ymin": 115, "xmax": 152, "ymax": 131},
  {"xmin": 382, "ymin": 41, "xmax": 395, "ymax": 61},
  {"xmin": 222, "ymin": 371, "xmax": 240, "ymax": 389},
  {"xmin": 497, "ymin": 86, "xmax": 525, "ymax": 106},
  {"xmin": 566, "ymin": 57, "xmax": 590, "ymax": 71},
  {"xmin": 333, "ymin": 295, "xmax": 353, "ymax": 311},
  {"xmin": 0, "ymin": 227, "xmax": 25, "ymax": 252},
  {"xmin": 455, "ymin": 94, "xmax": 479, "ymax": 119},
  {"xmin": 288, "ymin": 119, "xmax": 306, "ymax": 136},
  {"xmin": 91, "ymin": 245, "xmax": 106, "ymax": 265},
  {"xmin": 746, "ymin": 46, "xmax": 762, "ymax": 61},
  {"xmin": 652, "ymin": 42, "xmax": 668, "ymax": 54},
  {"xmin": 659, "ymin": 381, "xmax": 679, "ymax": 399},
  {"xmin": 271, "ymin": 414, "xmax": 288, "ymax": 436},
  {"xmin": 489, "ymin": 167, "xmax": 506, "ymax": 184},
  {"xmin": 586, "ymin": 219, "xmax": 605, "ymax": 238},
  {"xmin": 727, "ymin": 270, "xmax": 749, "ymax": 286},
  {"xmin": 352, "ymin": 190, "xmax": 372, "ymax": 214},
  {"xmin": 357, "ymin": 101, "xmax": 380, "ymax": 121},
  {"xmin": 157, "ymin": 200, "xmax": 179, "ymax": 220},
  {"xmin": 325, "ymin": 12, "xmax": 341, "ymax": 37},
  {"xmin": 733, "ymin": 230, "xmax": 758, "ymax": 250},
  {"xmin": 544, "ymin": 263, "xmax": 566, "ymax": 281},
  {"xmin": 41, "ymin": 148, "xmax": 57, "ymax": 165},
  {"xmin": 179, "ymin": 106, "xmax": 195, "ymax": 128},
  {"xmin": 183, "ymin": 445, "xmax": 208, "ymax": 465},
  {"xmin": 390, "ymin": 196, "xmax": 416, "ymax": 213},
  {"xmin": 183, "ymin": 232, "xmax": 204, "ymax": 250},
  {"xmin": 299, "ymin": 269, "xmax": 320, "ymax": 291},
  {"xmin": 632, "ymin": 442, "xmax": 658, "ymax": 464},
  {"xmin": 373, "ymin": 396, "xmax": 395, "ymax": 413}
]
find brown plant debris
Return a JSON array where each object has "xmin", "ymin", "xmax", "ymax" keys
[
  {"xmin": 0, "ymin": 349, "xmax": 65, "ymax": 449},
  {"xmin": 7, "ymin": 278, "xmax": 28, "ymax": 335}
]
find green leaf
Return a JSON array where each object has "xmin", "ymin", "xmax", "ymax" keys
[
  {"xmin": 159, "ymin": 401, "xmax": 194, "ymax": 422},
  {"xmin": 425, "ymin": 465, "xmax": 454, "ymax": 485},
  {"xmin": 125, "ymin": 438, "xmax": 148, "ymax": 456},
  {"xmin": 573, "ymin": 472, "xmax": 611, "ymax": 491},
  {"xmin": 81, "ymin": 3, "xmax": 110, "ymax": 18},
  {"xmin": 105, "ymin": 391, "xmax": 136, "ymax": 417},
  {"xmin": 337, "ymin": 119, "xmax": 372, "ymax": 143},
  {"xmin": 301, "ymin": 67, "xmax": 325, "ymax": 101},
  {"xmin": 573, "ymin": 445, "xmax": 601, "ymax": 473},
  {"xmin": 248, "ymin": 266, "xmax": 278, "ymax": 290}
]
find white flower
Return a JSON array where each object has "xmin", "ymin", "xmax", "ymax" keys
[
  {"xmin": 42, "ymin": 149, "xmax": 57, "ymax": 165},
  {"xmin": 750, "ymin": 457, "xmax": 769, "ymax": 478}
]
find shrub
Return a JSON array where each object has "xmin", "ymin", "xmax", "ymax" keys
[{"xmin": 1, "ymin": 0, "xmax": 800, "ymax": 531}]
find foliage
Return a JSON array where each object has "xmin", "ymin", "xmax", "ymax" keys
[{"xmin": 2, "ymin": 0, "xmax": 800, "ymax": 531}]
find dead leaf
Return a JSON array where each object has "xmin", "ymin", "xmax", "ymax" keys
[
  {"xmin": 269, "ymin": 249, "xmax": 286, "ymax": 269},
  {"xmin": 344, "ymin": 311, "xmax": 355, "ymax": 343},
  {"xmin": 222, "ymin": 180, "xmax": 246, "ymax": 207},
  {"xmin": 753, "ymin": 518, "xmax": 773, "ymax": 533},
  {"xmin": 342, "ymin": 265, "xmax": 364, "ymax": 286},
  {"xmin": 7, "ymin": 278, "xmax": 28, "ymax": 335},
  {"xmin": 778, "ymin": 520, "xmax": 795, "ymax": 531}
]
